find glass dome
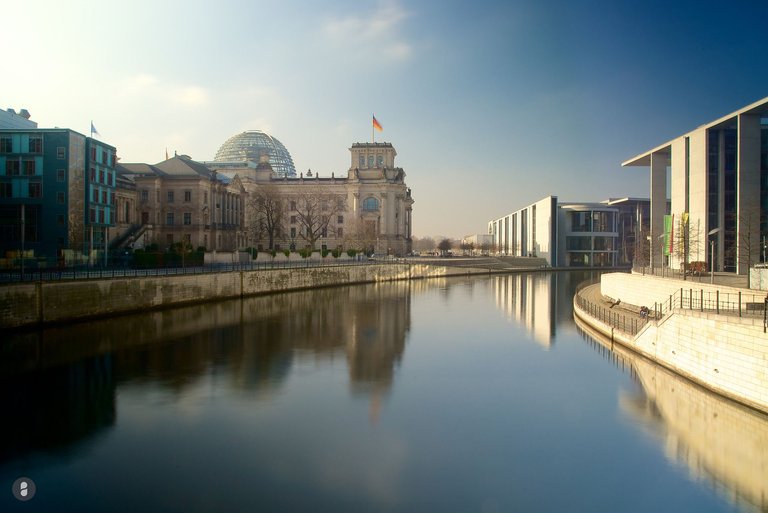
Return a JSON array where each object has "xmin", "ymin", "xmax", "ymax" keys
[{"xmin": 214, "ymin": 130, "xmax": 297, "ymax": 177}]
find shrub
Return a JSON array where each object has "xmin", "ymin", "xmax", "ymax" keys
[
  {"xmin": 347, "ymin": 249, "xmax": 357, "ymax": 258},
  {"xmin": 283, "ymin": 249, "xmax": 291, "ymax": 258},
  {"xmin": 321, "ymin": 249, "xmax": 330, "ymax": 258},
  {"xmin": 332, "ymin": 248, "xmax": 342, "ymax": 258}
]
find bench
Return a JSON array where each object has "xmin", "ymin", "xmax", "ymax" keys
[{"xmin": 745, "ymin": 302, "xmax": 766, "ymax": 312}]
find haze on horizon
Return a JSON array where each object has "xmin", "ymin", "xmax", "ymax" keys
[{"xmin": 3, "ymin": 0, "xmax": 767, "ymax": 237}]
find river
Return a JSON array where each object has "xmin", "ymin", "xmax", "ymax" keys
[{"xmin": 1, "ymin": 271, "xmax": 766, "ymax": 512}]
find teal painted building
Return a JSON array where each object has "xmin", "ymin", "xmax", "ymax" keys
[{"xmin": 0, "ymin": 129, "xmax": 117, "ymax": 266}]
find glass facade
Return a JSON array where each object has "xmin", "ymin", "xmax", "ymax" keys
[{"xmin": 214, "ymin": 130, "xmax": 296, "ymax": 177}]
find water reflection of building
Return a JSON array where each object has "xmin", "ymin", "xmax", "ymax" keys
[
  {"xmin": 493, "ymin": 274, "xmax": 557, "ymax": 348},
  {"xmin": 0, "ymin": 354, "xmax": 115, "ymax": 462},
  {"xmin": 576, "ymin": 317, "xmax": 768, "ymax": 513}
]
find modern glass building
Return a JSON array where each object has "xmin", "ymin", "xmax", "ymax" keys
[
  {"xmin": 623, "ymin": 96, "xmax": 768, "ymax": 275},
  {"xmin": 0, "ymin": 128, "xmax": 116, "ymax": 266},
  {"xmin": 488, "ymin": 196, "xmax": 628, "ymax": 267},
  {"xmin": 212, "ymin": 130, "xmax": 296, "ymax": 178}
]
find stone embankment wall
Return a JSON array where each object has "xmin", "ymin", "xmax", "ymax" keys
[
  {"xmin": 0, "ymin": 264, "xmax": 488, "ymax": 329},
  {"xmin": 601, "ymin": 272, "xmax": 761, "ymax": 309},
  {"xmin": 574, "ymin": 274, "xmax": 768, "ymax": 414}
]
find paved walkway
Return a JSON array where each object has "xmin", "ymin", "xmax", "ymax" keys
[{"xmin": 579, "ymin": 283, "xmax": 646, "ymax": 321}]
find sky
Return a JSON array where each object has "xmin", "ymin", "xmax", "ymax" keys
[{"xmin": 3, "ymin": 0, "xmax": 768, "ymax": 238}]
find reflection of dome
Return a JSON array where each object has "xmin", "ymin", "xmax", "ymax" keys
[{"xmin": 214, "ymin": 130, "xmax": 296, "ymax": 177}]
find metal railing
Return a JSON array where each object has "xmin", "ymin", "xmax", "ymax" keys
[
  {"xmin": 574, "ymin": 292, "xmax": 648, "ymax": 336},
  {"xmin": 653, "ymin": 287, "xmax": 767, "ymax": 319},
  {"xmin": 0, "ymin": 257, "xmax": 408, "ymax": 284},
  {"xmin": 575, "ymin": 279, "xmax": 768, "ymax": 336}
]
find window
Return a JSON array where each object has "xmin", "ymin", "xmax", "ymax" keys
[
  {"xmin": 102, "ymin": 150, "xmax": 107, "ymax": 163},
  {"xmin": 290, "ymin": 227, "xmax": 296, "ymax": 238},
  {"xmin": 57, "ymin": 192, "xmax": 65, "ymax": 204},
  {"xmin": 167, "ymin": 191, "xmax": 174, "ymax": 203},
  {"xmin": 321, "ymin": 227, "xmax": 327, "ymax": 237},
  {"xmin": 99, "ymin": 170, "xmax": 104, "ymax": 183},
  {"xmin": 57, "ymin": 147, "xmax": 66, "ymax": 159},
  {"xmin": 167, "ymin": 234, "xmax": 174, "ymax": 245},
  {"xmin": 204, "ymin": 192, "xmax": 208, "ymax": 204},
  {"xmin": 0, "ymin": 137, "xmax": 12, "ymax": 153},
  {"xmin": 184, "ymin": 190, "xmax": 191, "ymax": 202},
  {"xmin": 337, "ymin": 198, "xmax": 345, "ymax": 210},
  {"xmin": 110, "ymin": 192, "xmax": 115, "ymax": 205},
  {"xmin": 57, "ymin": 169, "xmax": 66, "ymax": 182},
  {"xmin": 290, "ymin": 200, "xmax": 296, "ymax": 211},
  {"xmin": 141, "ymin": 189, "xmax": 148, "ymax": 201},
  {"xmin": 109, "ymin": 173, "xmax": 114, "ymax": 186},
  {"xmin": 6, "ymin": 160, "xmax": 20, "ymax": 176},
  {"xmin": 23, "ymin": 160, "xmax": 35, "ymax": 175},
  {"xmin": 362, "ymin": 197, "xmax": 379, "ymax": 211},
  {"xmin": 337, "ymin": 215, "xmax": 343, "ymax": 224},
  {"xmin": 368, "ymin": 155, "xmax": 374, "ymax": 167},
  {"xmin": 28, "ymin": 182, "xmax": 41, "ymax": 198},
  {"xmin": 183, "ymin": 212, "xmax": 192, "ymax": 225},
  {"xmin": 0, "ymin": 183, "xmax": 12, "ymax": 197},
  {"xmin": 359, "ymin": 155, "xmax": 365, "ymax": 168},
  {"xmin": 566, "ymin": 236, "xmax": 591, "ymax": 251},
  {"xmin": 90, "ymin": 208, "xmax": 96, "ymax": 223},
  {"xmin": 376, "ymin": 155, "xmax": 383, "ymax": 167},
  {"xmin": 101, "ymin": 191, "xmax": 107, "ymax": 204},
  {"xmin": 98, "ymin": 210, "xmax": 104, "ymax": 223},
  {"xmin": 91, "ymin": 147, "xmax": 96, "ymax": 161},
  {"xmin": 570, "ymin": 212, "xmax": 591, "ymax": 232},
  {"xmin": 166, "ymin": 212, "xmax": 174, "ymax": 225},
  {"xmin": 29, "ymin": 136, "xmax": 42, "ymax": 154},
  {"xmin": 290, "ymin": 215, "xmax": 297, "ymax": 224},
  {"xmin": 321, "ymin": 200, "xmax": 329, "ymax": 211},
  {"xmin": 57, "ymin": 214, "xmax": 65, "ymax": 226},
  {"xmin": 337, "ymin": 227, "xmax": 343, "ymax": 238},
  {"xmin": 90, "ymin": 168, "xmax": 96, "ymax": 182}
]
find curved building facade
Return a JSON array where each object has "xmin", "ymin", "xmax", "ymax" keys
[{"xmin": 214, "ymin": 130, "xmax": 296, "ymax": 177}]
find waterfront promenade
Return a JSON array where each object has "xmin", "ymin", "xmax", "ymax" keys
[{"xmin": 574, "ymin": 272, "xmax": 768, "ymax": 414}]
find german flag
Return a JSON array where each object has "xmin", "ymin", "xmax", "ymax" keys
[{"xmin": 372, "ymin": 115, "xmax": 383, "ymax": 132}]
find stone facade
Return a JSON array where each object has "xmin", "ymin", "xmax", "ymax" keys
[
  {"xmin": 213, "ymin": 142, "xmax": 414, "ymax": 256},
  {"xmin": 118, "ymin": 156, "xmax": 246, "ymax": 251}
]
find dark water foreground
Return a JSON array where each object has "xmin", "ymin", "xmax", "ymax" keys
[{"xmin": 1, "ymin": 272, "xmax": 766, "ymax": 513}]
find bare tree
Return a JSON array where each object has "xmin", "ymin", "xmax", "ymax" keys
[
  {"xmin": 345, "ymin": 216, "xmax": 378, "ymax": 254},
  {"xmin": 291, "ymin": 188, "xmax": 345, "ymax": 250},
  {"xmin": 249, "ymin": 184, "xmax": 285, "ymax": 250}
]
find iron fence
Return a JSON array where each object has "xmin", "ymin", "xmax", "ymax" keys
[
  {"xmin": 0, "ymin": 257, "xmax": 408, "ymax": 284},
  {"xmin": 574, "ymin": 293, "xmax": 648, "ymax": 336}
]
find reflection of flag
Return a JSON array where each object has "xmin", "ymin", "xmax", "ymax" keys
[
  {"xmin": 372, "ymin": 115, "xmax": 383, "ymax": 132},
  {"xmin": 90, "ymin": 121, "xmax": 100, "ymax": 137}
]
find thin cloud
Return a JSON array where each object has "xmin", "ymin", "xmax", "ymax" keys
[{"xmin": 322, "ymin": 0, "xmax": 412, "ymax": 62}]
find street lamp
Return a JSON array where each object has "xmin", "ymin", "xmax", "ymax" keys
[{"xmin": 708, "ymin": 227, "xmax": 721, "ymax": 284}]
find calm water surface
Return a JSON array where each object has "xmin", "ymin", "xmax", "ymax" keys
[{"xmin": 1, "ymin": 272, "xmax": 767, "ymax": 512}]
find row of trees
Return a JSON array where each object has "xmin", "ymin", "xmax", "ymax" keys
[{"xmin": 634, "ymin": 211, "xmax": 761, "ymax": 276}]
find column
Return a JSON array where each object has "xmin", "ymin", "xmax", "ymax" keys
[{"xmin": 650, "ymin": 151, "xmax": 668, "ymax": 269}]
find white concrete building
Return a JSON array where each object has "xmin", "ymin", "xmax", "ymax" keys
[
  {"xmin": 488, "ymin": 196, "xmax": 621, "ymax": 267},
  {"xmin": 623, "ymin": 96, "xmax": 768, "ymax": 275}
]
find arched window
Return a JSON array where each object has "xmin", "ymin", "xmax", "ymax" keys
[{"xmin": 362, "ymin": 197, "xmax": 379, "ymax": 211}]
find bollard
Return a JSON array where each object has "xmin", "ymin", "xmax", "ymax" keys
[
  {"xmin": 716, "ymin": 290, "xmax": 720, "ymax": 314},
  {"xmin": 738, "ymin": 291, "xmax": 742, "ymax": 317}
]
